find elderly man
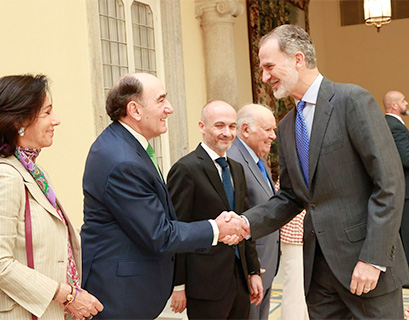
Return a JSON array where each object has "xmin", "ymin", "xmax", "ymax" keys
[
  {"xmin": 241, "ymin": 25, "xmax": 409, "ymax": 319},
  {"xmin": 226, "ymin": 103, "xmax": 279, "ymax": 320},
  {"xmin": 384, "ymin": 90, "xmax": 409, "ymax": 266},
  {"xmin": 81, "ymin": 74, "xmax": 247, "ymax": 319},
  {"xmin": 167, "ymin": 100, "xmax": 262, "ymax": 320}
]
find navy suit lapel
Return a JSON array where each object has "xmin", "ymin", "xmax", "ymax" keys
[
  {"xmin": 195, "ymin": 145, "xmax": 231, "ymax": 210},
  {"xmin": 111, "ymin": 122, "xmax": 176, "ymax": 218},
  {"xmin": 309, "ymin": 78, "xmax": 335, "ymax": 187}
]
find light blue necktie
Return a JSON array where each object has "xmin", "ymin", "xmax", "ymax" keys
[
  {"xmin": 295, "ymin": 101, "xmax": 310, "ymax": 187},
  {"xmin": 257, "ymin": 159, "xmax": 271, "ymax": 189},
  {"xmin": 215, "ymin": 157, "xmax": 235, "ymax": 210}
]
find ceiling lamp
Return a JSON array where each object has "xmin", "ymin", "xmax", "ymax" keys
[{"xmin": 364, "ymin": 0, "xmax": 392, "ymax": 32}]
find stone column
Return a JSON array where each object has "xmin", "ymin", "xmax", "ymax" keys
[{"xmin": 195, "ymin": 0, "xmax": 243, "ymax": 109}]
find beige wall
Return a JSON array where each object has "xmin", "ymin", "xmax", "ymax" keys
[
  {"xmin": 309, "ymin": 0, "xmax": 409, "ymax": 121},
  {"xmin": 179, "ymin": 0, "xmax": 253, "ymax": 151},
  {"xmin": 0, "ymin": 0, "xmax": 96, "ymax": 229}
]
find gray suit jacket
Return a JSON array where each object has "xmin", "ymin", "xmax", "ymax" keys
[
  {"xmin": 227, "ymin": 138, "xmax": 279, "ymax": 290},
  {"xmin": 244, "ymin": 78, "xmax": 409, "ymax": 297}
]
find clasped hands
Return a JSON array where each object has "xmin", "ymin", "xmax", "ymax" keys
[{"xmin": 215, "ymin": 211, "xmax": 250, "ymax": 245}]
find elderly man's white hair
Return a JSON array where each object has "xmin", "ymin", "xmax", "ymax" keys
[{"xmin": 237, "ymin": 103, "xmax": 274, "ymax": 132}]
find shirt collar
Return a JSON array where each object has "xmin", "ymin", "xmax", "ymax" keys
[
  {"xmin": 386, "ymin": 113, "xmax": 405, "ymax": 125},
  {"xmin": 296, "ymin": 73, "xmax": 323, "ymax": 105},
  {"xmin": 201, "ymin": 142, "xmax": 226, "ymax": 161},
  {"xmin": 238, "ymin": 137, "xmax": 259, "ymax": 164},
  {"xmin": 119, "ymin": 120, "xmax": 149, "ymax": 150}
]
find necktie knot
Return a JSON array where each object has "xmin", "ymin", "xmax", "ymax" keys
[
  {"xmin": 215, "ymin": 157, "xmax": 228, "ymax": 169},
  {"xmin": 297, "ymin": 100, "xmax": 306, "ymax": 112}
]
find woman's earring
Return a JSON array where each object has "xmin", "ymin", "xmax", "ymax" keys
[{"xmin": 18, "ymin": 127, "xmax": 25, "ymax": 136}]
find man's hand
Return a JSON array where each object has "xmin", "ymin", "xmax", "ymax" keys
[
  {"xmin": 170, "ymin": 290, "xmax": 187, "ymax": 314},
  {"xmin": 248, "ymin": 274, "xmax": 263, "ymax": 306},
  {"xmin": 349, "ymin": 260, "xmax": 380, "ymax": 296},
  {"xmin": 215, "ymin": 211, "xmax": 250, "ymax": 245}
]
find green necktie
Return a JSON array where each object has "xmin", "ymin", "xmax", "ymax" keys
[{"xmin": 146, "ymin": 143, "xmax": 162, "ymax": 177}]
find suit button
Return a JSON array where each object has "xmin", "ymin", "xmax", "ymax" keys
[
  {"xmin": 310, "ymin": 204, "xmax": 316, "ymax": 210},
  {"xmin": 311, "ymin": 230, "xmax": 315, "ymax": 236}
]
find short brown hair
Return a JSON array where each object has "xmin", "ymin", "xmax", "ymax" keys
[
  {"xmin": 106, "ymin": 74, "xmax": 145, "ymax": 121},
  {"xmin": 260, "ymin": 24, "xmax": 317, "ymax": 69}
]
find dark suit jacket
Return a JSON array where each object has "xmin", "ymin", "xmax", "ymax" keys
[
  {"xmin": 167, "ymin": 144, "xmax": 260, "ymax": 301},
  {"xmin": 244, "ymin": 78, "xmax": 409, "ymax": 297},
  {"xmin": 81, "ymin": 122, "xmax": 214, "ymax": 319},
  {"xmin": 385, "ymin": 114, "xmax": 409, "ymax": 264},
  {"xmin": 227, "ymin": 138, "xmax": 279, "ymax": 291}
]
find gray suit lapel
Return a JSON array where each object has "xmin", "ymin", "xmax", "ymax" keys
[
  {"xmin": 309, "ymin": 78, "xmax": 335, "ymax": 186},
  {"xmin": 285, "ymin": 108, "xmax": 309, "ymax": 193},
  {"xmin": 234, "ymin": 139, "xmax": 273, "ymax": 196}
]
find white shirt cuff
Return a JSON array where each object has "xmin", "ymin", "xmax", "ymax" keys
[
  {"xmin": 371, "ymin": 263, "xmax": 386, "ymax": 272},
  {"xmin": 241, "ymin": 215, "xmax": 251, "ymax": 240},
  {"xmin": 173, "ymin": 284, "xmax": 185, "ymax": 291},
  {"xmin": 208, "ymin": 219, "xmax": 219, "ymax": 246}
]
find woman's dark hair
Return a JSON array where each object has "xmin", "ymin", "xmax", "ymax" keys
[{"xmin": 0, "ymin": 74, "xmax": 49, "ymax": 157}]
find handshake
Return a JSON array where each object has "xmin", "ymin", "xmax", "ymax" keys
[{"xmin": 215, "ymin": 211, "xmax": 250, "ymax": 245}]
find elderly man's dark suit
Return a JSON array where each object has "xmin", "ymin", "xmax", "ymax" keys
[
  {"xmin": 227, "ymin": 138, "xmax": 279, "ymax": 319},
  {"xmin": 167, "ymin": 144, "xmax": 260, "ymax": 319},
  {"xmin": 81, "ymin": 122, "xmax": 214, "ymax": 320},
  {"xmin": 386, "ymin": 114, "xmax": 409, "ymax": 266},
  {"xmin": 244, "ymin": 78, "xmax": 409, "ymax": 318}
]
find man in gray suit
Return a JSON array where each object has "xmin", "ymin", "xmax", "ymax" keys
[
  {"xmin": 242, "ymin": 24, "xmax": 409, "ymax": 319},
  {"xmin": 227, "ymin": 103, "xmax": 279, "ymax": 320},
  {"xmin": 384, "ymin": 90, "xmax": 409, "ymax": 266}
]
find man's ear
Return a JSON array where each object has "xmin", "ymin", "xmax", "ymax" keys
[
  {"xmin": 127, "ymin": 100, "xmax": 142, "ymax": 121},
  {"xmin": 198, "ymin": 120, "xmax": 205, "ymax": 134},
  {"xmin": 294, "ymin": 51, "xmax": 305, "ymax": 70},
  {"xmin": 241, "ymin": 123, "xmax": 250, "ymax": 138}
]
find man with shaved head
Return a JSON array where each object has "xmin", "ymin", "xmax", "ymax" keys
[
  {"xmin": 384, "ymin": 90, "xmax": 409, "ymax": 266},
  {"xmin": 81, "ymin": 74, "xmax": 248, "ymax": 319},
  {"xmin": 167, "ymin": 100, "xmax": 262, "ymax": 319}
]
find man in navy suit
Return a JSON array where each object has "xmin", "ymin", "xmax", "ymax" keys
[
  {"xmin": 81, "ymin": 73, "xmax": 248, "ymax": 319},
  {"xmin": 227, "ymin": 103, "xmax": 279, "ymax": 320},
  {"xmin": 384, "ymin": 90, "xmax": 409, "ymax": 266}
]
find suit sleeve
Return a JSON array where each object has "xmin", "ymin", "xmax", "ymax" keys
[
  {"xmin": 166, "ymin": 161, "xmax": 196, "ymax": 286},
  {"xmin": 388, "ymin": 121, "xmax": 409, "ymax": 168},
  {"xmin": 0, "ymin": 165, "xmax": 58, "ymax": 318},
  {"xmin": 104, "ymin": 160, "xmax": 213, "ymax": 255},
  {"xmin": 347, "ymin": 87, "xmax": 405, "ymax": 266}
]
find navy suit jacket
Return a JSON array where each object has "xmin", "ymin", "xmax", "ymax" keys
[
  {"xmin": 81, "ymin": 122, "xmax": 214, "ymax": 319},
  {"xmin": 385, "ymin": 114, "xmax": 409, "ymax": 265}
]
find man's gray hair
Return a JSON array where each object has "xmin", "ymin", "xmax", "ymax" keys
[
  {"xmin": 260, "ymin": 24, "xmax": 317, "ymax": 69},
  {"xmin": 237, "ymin": 103, "xmax": 274, "ymax": 132}
]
